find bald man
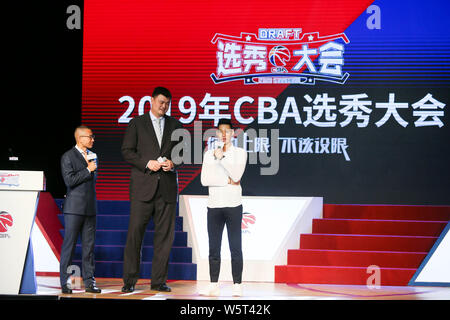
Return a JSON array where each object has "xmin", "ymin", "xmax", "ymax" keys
[{"xmin": 59, "ymin": 125, "xmax": 101, "ymax": 294}]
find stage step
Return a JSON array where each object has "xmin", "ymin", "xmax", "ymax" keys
[
  {"xmin": 60, "ymin": 229, "xmax": 188, "ymax": 246},
  {"xmin": 58, "ymin": 214, "xmax": 184, "ymax": 231},
  {"xmin": 287, "ymin": 249, "xmax": 426, "ymax": 268},
  {"xmin": 300, "ymin": 233, "xmax": 438, "ymax": 252},
  {"xmin": 57, "ymin": 199, "xmax": 196, "ymax": 280},
  {"xmin": 55, "ymin": 199, "xmax": 132, "ymax": 215},
  {"xmin": 312, "ymin": 218, "xmax": 447, "ymax": 237},
  {"xmin": 324, "ymin": 204, "xmax": 450, "ymax": 221},
  {"xmin": 72, "ymin": 260, "xmax": 197, "ymax": 280},
  {"xmin": 74, "ymin": 245, "xmax": 192, "ymax": 263},
  {"xmin": 274, "ymin": 265, "xmax": 416, "ymax": 286},
  {"xmin": 275, "ymin": 204, "xmax": 450, "ymax": 286},
  {"xmin": 97, "ymin": 200, "xmax": 131, "ymax": 215}
]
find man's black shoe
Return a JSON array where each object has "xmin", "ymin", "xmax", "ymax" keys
[
  {"xmin": 151, "ymin": 283, "xmax": 171, "ymax": 292},
  {"xmin": 61, "ymin": 284, "xmax": 72, "ymax": 294},
  {"xmin": 121, "ymin": 284, "xmax": 135, "ymax": 293},
  {"xmin": 85, "ymin": 284, "xmax": 102, "ymax": 293}
]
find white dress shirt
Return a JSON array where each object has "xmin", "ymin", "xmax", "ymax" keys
[
  {"xmin": 201, "ymin": 145, "xmax": 247, "ymax": 208},
  {"xmin": 75, "ymin": 145, "xmax": 93, "ymax": 172},
  {"xmin": 146, "ymin": 111, "xmax": 174, "ymax": 171},
  {"xmin": 149, "ymin": 111, "xmax": 165, "ymax": 143}
]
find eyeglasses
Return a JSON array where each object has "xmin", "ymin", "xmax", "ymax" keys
[
  {"xmin": 216, "ymin": 129, "xmax": 233, "ymax": 136},
  {"xmin": 80, "ymin": 135, "xmax": 95, "ymax": 140}
]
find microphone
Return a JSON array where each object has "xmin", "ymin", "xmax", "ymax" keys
[
  {"xmin": 157, "ymin": 156, "xmax": 167, "ymax": 163},
  {"xmin": 216, "ymin": 141, "xmax": 224, "ymax": 149},
  {"xmin": 87, "ymin": 153, "xmax": 97, "ymax": 162},
  {"xmin": 87, "ymin": 152, "xmax": 98, "ymax": 171},
  {"xmin": 213, "ymin": 141, "xmax": 225, "ymax": 160}
]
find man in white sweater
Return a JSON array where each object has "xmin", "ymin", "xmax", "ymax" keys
[{"xmin": 200, "ymin": 118, "xmax": 247, "ymax": 296}]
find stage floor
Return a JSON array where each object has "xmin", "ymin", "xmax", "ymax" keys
[{"xmin": 35, "ymin": 276, "xmax": 450, "ymax": 300}]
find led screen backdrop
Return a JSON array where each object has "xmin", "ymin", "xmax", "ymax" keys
[{"xmin": 82, "ymin": 0, "xmax": 450, "ymax": 204}]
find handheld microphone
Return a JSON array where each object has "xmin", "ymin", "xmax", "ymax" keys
[
  {"xmin": 87, "ymin": 152, "xmax": 98, "ymax": 172},
  {"xmin": 157, "ymin": 156, "xmax": 167, "ymax": 163},
  {"xmin": 87, "ymin": 153, "xmax": 97, "ymax": 162},
  {"xmin": 216, "ymin": 141, "xmax": 224, "ymax": 149}
]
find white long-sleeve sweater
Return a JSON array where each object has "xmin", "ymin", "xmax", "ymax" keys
[{"xmin": 200, "ymin": 145, "xmax": 247, "ymax": 208}]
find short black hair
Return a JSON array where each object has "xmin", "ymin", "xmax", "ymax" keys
[
  {"xmin": 74, "ymin": 125, "xmax": 91, "ymax": 138},
  {"xmin": 152, "ymin": 86, "xmax": 172, "ymax": 99},
  {"xmin": 217, "ymin": 118, "xmax": 233, "ymax": 128},
  {"xmin": 74, "ymin": 125, "xmax": 91, "ymax": 134}
]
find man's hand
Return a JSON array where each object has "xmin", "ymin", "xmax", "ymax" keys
[
  {"xmin": 214, "ymin": 148, "xmax": 224, "ymax": 160},
  {"xmin": 228, "ymin": 177, "xmax": 240, "ymax": 185},
  {"xmin": 87, "ymin": 161, "xmax": 97, "ymax": 172},
  {"xmin": 161, "ymin": 160, "xmax": 174, "ymax": 171},
  {"xmin": 147, "ymin": 160, "xmax": 162, "ymax": 172}
]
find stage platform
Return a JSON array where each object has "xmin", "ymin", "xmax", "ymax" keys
[{"xmin": 31, "ymin": 276, "xmax": 450, "ymax": 300}]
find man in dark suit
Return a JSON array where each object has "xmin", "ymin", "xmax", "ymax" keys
[
  {"xmin": 121, "ymin": 87, "xmax": 183, "ymax": 293},
  {"xmin": 59, "ymin": 125, "xmax": 101, "ymax": 294}
]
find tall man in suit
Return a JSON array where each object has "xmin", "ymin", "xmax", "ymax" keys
[
  {"xmin": 121, "ymin": 87, "xmax": 183, "ymax": 293},
  {"xmin": 60, "ymin": 126, "xmax": 101, "ymax": 294}
]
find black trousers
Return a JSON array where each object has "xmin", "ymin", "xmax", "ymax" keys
[
  {"xmin": 207, "ymin": 205, "xmax": 243, "ymax": 284},
  {"xmin": 59, "ymin": 214, "xmax": 96, "ymax": 287},
  {"xmin": 123, "ymin": 183, "xmax": 176, "ymax": 285}
]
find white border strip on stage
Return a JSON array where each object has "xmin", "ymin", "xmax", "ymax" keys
[
  {"xmin": 409, "ymin": 221, "xmax": 450, "ymax": 287},
  {"xmin": 179, "ymin": 195, "xmax": 322, "ymax": 282}
]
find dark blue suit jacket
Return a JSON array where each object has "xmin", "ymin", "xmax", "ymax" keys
[{"xmin": 60, "ymin": 147, "xmax": 97, "ymax": 215}]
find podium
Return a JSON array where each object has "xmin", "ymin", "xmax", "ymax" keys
[{"xmin": 0, "ymin": 170, "xmax": 45, "ymax": 294}]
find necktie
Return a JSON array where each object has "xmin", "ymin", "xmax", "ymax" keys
[
  {"xmin": 82, "ymin": 151, "xmax": 89, "ymax": 164},
  {"xmin": 155, "ymin": 118, "xmax": 162, "ymax": 147}
]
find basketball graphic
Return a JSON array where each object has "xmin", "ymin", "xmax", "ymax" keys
[
  {"xmin": 0, "ymin": 211, "xmax": 13, "ymax": 233},
  {"xmin": 269, "ymin": 45, "xmax": 290, "ymax": 67},
  {"xmin": 242, "ymin": 214, "xmax": 256, "ymax": 230}
]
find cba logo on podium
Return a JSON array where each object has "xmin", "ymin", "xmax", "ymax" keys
[
  {"xmin": 0, "ymin": 211, "xmax": 13, "ymax": 236},
  {"xmin": 242, "ymin": 213, "xmax": 256, "ymax": 232},
  {"xmin": 0, "ymin": 173, "xmax": 20, "ymax": 187}
]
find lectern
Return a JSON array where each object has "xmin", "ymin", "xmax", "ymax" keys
[{"xmin": 0, "ymin": 170, "xmax": 45, "ymax": 294}]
